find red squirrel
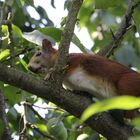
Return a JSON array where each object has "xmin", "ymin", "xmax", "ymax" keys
[
  {"xmin": 28, "ymin": 39, "xmax": 140, "ymax": 118},
  {"xmin": 28, "ymin": 39, "xmax": 140, "ymax": 99}
]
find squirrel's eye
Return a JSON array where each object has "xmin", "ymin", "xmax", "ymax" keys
[
  {"xmin": 36, "ymin": 52, "xmax": 42, "ymax": 57},
  {"xmin": 35, "ymin": 60, "xmax": 40, "ymax": 64}
]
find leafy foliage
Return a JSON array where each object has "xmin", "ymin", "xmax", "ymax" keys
[
  {"xmin": 0, "ymin": 0, "xmax": 140, "ymax": 140},
  {"xmin": 81, "ymin": 96, "xmax": 140, "ymax": 123}
]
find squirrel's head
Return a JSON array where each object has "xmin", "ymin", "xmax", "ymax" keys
[{"xmin": 28, "ymin": 39, "xmax": 57, "ymax": 74}]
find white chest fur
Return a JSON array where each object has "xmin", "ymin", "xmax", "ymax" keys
[{"xmin": 63, "ymin": 67, "xmax": 116, "ymax": 99}]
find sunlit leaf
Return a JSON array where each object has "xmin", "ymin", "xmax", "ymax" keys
[
  {"xmin": 38, "ymin": 27, "xmax": 62, "ymax": 42},
  {"xmin": 12, "ymin": 24, "xmax": 23, "ymax": 37},
  {"xmin": 18, "ymin": 59, "xmax": 28, "ymax": 70},
  {"xmin": 81, "ymin": 96, "xmax": 140, "ymax": 123},
  {"xmin": 36, "ymin": 124, "xmax": 47, "ymax": 132},
  {"xmin": 0, "ymin": 49, "xmax": 10, "ymax": 61}
]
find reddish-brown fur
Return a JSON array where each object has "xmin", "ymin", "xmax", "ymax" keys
[{"xmin": 66, "ymin": 53, "xmax": 140, "ymax": 96}]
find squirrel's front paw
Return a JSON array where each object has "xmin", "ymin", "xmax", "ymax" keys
[{"xmin": 44, "ymin": 68, "xmax": 54, "ymax": 81}]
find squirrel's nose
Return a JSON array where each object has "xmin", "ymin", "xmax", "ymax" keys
[
  {"xmin": 28, "ymin": 65, "xmax": 41, "ymax": 73},
  {"xmin": 28, "ymin": 65, "xmax": 36, "ymax": 72}
]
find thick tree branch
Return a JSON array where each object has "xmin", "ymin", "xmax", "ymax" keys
[
  {"xmin": 0, "ymin": 63, "xmax": 132, "ymax": 140},
  {"xmin": 98, "ymin": 0, "xmax": 140, "ymax": 57}
]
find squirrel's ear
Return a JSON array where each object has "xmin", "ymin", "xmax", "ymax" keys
[{"xmin": 42, "ymin": 39, "xmax": 53, "ymax": 53}]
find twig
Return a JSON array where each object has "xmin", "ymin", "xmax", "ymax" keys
[
  {"xmin": 0, "ymin": 89, "xmax": 11, "ymax": 140},
  {"xmin": 98, "ymin": 0, "xmax": 140, "ymax": 57},
  {"xmin": 52, "ymin": 0, "xmax": 83, "ymax": 84},
  {"xmin": 21, "ymin": 101, "xmax": 46, "ymax": 121},
  {"xmin": 7, "ymin": 6, "xmax": 15, "ymax": 66},
  {"xmin": 0, "ymin": 1, "xmax": 6, "ymax": 49},
  {"xmin": 19, "ymin": 103, "xmax": 28, "ymax": 140},
  {"xmin": 19, "ymin": 101, "xmax": 59, "ymax": 140},
  {"xmin": 110, "ymin": 28, "xmax": 116, "ymax": 41},
  {"xmin": 20, "ymin": 101, "xmax": 64, "ymax": 121},
  {"xmin": 20, "ymin": 101, "xmax": 63, "ymax": 111},
  {"xmin": 27, "ymin": 122, "xmax": 56, "ymax": 140},
  {"xmin": 51, "ymin": 0, "xmax": 56, "ymax": 8},
  {"xmin": 0, "ymin": 4, "xmax": 3, "ymax": 49}
]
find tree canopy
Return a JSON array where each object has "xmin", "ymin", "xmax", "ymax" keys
[{"xmin": 0, "ymin": 0, "xmax": 140, "ymax": 140}]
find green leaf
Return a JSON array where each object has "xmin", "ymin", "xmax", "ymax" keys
[
  {"xmin": 76, "ymin": 134, "xmax": 89, "ymax": 140},
  {"xmin": 38, "ymin": 27, "xmax": 62, "ymax": 42},
  {"xmin": 81, "ymin": 96, "xmax": 140, "ymax": 123},
  {"xmin": 18, "ymin": 59, "xmax": 28, "ymax": 71},
  {"xmin": 16, "ymin": 0, "xmax": 25, "ymax": 8},
  {"xmin": 47, "ymin": 118, "xmax": 67, "ymax": 140},
  {"xmin": 129, "ymin": 136, "xmax": 140, "ymax": 140},
  {"xmin": 12, "ymin": 24, "xmax": 23, "ymax": 37},
  {"xmin": 72, "ymin": 34, "xmax": 92, "ymax": 53},
  {"xmin": 133, "ymin": 7, "xmax": 140, "ymax": 35},
  {"xmin": 132, "ymin": 118, "xmax": 140, "ymax": 127},
  {"xmin": 95, "ymin": 0, "xmax": 124, "ymax": 9},
  {"xmin": 36, "ymin": 124, "xmax": 47, "ymax": 133},
  {"xmin": 3, "ymin": 85, "xmax": 21, "ymax": 106},
  {"xmin": 20, "ymin": 0, "xmax": 25, "ymax": 6},
  {"xmin": 25, "ymin": 0, "xmax": 34, "ymax": 6},
  {"xmin": 0, "ymin": 49, "xmax": 10, "ymax": 61}
]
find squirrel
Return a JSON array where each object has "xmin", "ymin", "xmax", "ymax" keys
[{"xmin": 28, "ymin": 39, "xmax": 140, "ymax": 118}]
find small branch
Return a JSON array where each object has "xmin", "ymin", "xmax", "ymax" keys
[
  {"xmin": 7, "ymin": 6, "xmax": 15, "ymax": 66},
  {"xmin": 52, "ymin": 0, "xmax": 83, "ymax": 84},
  {"xmin": 0, "ymin": 89, "xmax": 11, "ymax": 140},
  {"xmin": 20, "ymin": 102, "xmax": 58, "ymax": 140},
  {"xmin": 0, "ymin": 1, "xmax": 6, "ymax": 49},
  {"xmin": 20, "ymin": 101, "xmax": 64, "ymax": 121},
  {"xmin": 98, "ymin": 0, "xmax": 140, "ymax": 57},
  {"xmin": 20, "ymin": 101, "xmax": 46, "ymax": 121},
  {"xmin": 21, "ymin": 101, "xmax": 63, "ymax": 111},
  {"xmin": 50, "ymin": 0, "xmax": 56, "ymax": 8},
  {"xmin": 27, "ymin": 122, "xmax": 56, "ymax": 140},
  {"xmin": 19, "ymin": 103, "xmax": 29, "ymax": 140}
]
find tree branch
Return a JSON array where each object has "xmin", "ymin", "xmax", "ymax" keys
[
  {"xmin": 52, "ymin": 0, "xmax": 83, "ymax": 83},
  {"xmin": 0, "ymin": 89, "xmax": 11, "ymax": 140},
  {"xmin": 98, "ymin": 0, "xmax": 140, "ymax": 57},
  {"xmin": 0, "ymin": 63, "xmax": 132, "ymax": 140}
]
